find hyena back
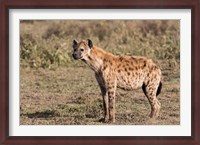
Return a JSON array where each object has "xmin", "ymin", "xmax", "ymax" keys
[{"xmin": 72, "ymin": 39, "xmax": 162, "ymax": 123}]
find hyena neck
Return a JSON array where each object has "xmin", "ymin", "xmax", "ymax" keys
[{"xmin": 83, "ymin": 47, "xmax": 108, "ymax": 72}]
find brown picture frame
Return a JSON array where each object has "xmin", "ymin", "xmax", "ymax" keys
[{"xmin": 1, "ymin": 0, "xmax": 199, "ymax": 144}]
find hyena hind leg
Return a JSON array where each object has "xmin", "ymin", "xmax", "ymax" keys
[
  {"xmin": 149, "ymin": 97, "xmax": 161, "ymax": 118},
  {"xmin": 143, "ymin": 83, "xmax": 161, "ymax": 118}
]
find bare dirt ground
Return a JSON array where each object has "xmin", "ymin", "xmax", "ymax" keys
[{"xmin": 20, "ymin": 60, "xmax": 180, "ymax": 125}]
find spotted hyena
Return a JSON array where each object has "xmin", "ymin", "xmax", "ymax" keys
[{"xmin": 72, "ymin": 39, "xmax": 162, "ymax": 123}]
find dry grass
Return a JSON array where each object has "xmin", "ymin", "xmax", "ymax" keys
[{"xmin": 20, "ymin": 20, "xmax": 180, "ymax": 125}]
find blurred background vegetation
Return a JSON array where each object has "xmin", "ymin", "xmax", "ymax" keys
[{"xmin": 20, "ymin": 20, "xmax": 180, "ymax": 69}]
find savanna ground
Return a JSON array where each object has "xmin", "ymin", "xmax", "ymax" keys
[{"xmin": 20, "ymin": 20, "xmax": 180, "ymax": 125}]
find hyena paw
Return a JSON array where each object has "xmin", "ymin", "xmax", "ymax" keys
[
  {"xmin": 99, "ymin": 117, "xmax": 110, "ymax": 123},
  {"xmin": 108, "ymin": 118, "xmax": 115, "ymax": 123},
  {"xmin": 99, "ymin": 118, "xmax": 105, "ymax": 122}
]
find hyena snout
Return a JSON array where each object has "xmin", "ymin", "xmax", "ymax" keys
[{"xmin": 72, "ymin": 52, "xmax": 82, "ymax": 60}]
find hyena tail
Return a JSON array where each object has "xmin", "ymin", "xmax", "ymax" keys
[
  {"xmin": 142, "ymin": 81, "xmax": 162, "ymax": 97},
  {"xmin": 156, "ymin": 81, "xmax": 162, "ymax": 96}
]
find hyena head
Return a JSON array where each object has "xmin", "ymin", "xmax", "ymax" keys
[{"xmin": 72, "ymin": 39, "xmax": 93, "ymax": 60}]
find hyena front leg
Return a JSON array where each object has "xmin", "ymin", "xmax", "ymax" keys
[
  {"xmin": 95, "ymin": 73, "xmax": 109, "ymax": 122},
  {"xmin": 106, "ymin": 78, "xmax": 117, "ymax": 123}
]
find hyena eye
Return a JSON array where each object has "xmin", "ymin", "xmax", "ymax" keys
[{"xmin": 80, "ymin": 48, "xmax": 84, "ymax": 52}]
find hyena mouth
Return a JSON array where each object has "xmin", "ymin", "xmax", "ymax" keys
[
  {"xmin": 72, "ymin": 54, "xmax": 82, "ymax": 60},
  {"xmin": 77, "ymin": 56, "xmax": 84, "ymax": 60}
]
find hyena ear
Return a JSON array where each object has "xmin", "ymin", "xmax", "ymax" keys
[
  {"xmin": 73, "ymin": 39, "xmax": 78, "ymax": 48},
  {"xmin": 87, "ymin": 39, "xmax": 93, "ymax": 49}
]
